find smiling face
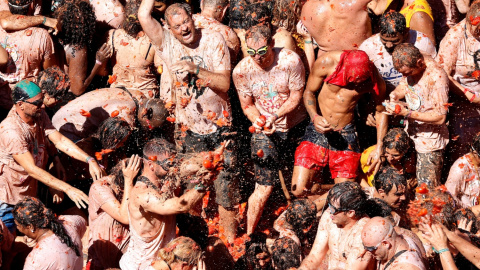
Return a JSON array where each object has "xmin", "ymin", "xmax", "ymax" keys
[{"xmin": 167, "ymin": 9, "xmax": 196, "ymax": 45}]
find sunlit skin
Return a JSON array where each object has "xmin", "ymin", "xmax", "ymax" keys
[
  {"xmin": 380, "ymin": 33, "xmax": 406, "ymax": 54},
  {"xmin": 245, "ymin": 38, "xmax": 275, "ymax": 69},
  {"xmin": 385, "ymin": 147, "xmax": 404, "ymax": 165},
  {"xmin": 167, "ymin": 10, "xmax": 198, "ymax": 46},
  {"xmin": 379, "ymin": 184, "xmax": 407, "ymax": 209}
]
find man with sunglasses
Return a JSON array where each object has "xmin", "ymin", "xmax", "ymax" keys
[
  {"xmin": 361, "ymin": 217, "xmax": 425, "ymax": 270},
  {"xmin": 139, "ymin": 0, "xmax": 239, "ymax": 243},
  {"xmin": 233, "ymin": 24, "xmax": 306, "ymax": 235},
  {"xmin": 0, "ymin": 80, "xmax": 104, "ymax": 233},
  {"xmin": 300, "ymin": 182, "xmax": 372, "ymax": 270},
  {"xmin": 121, "ymin": 138, "xmax": 215, "ymax": 270}
]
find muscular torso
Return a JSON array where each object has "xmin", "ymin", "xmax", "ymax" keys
[{"xmin": 301, "ymin": 0, "xmax": 372, "ymax": 55}]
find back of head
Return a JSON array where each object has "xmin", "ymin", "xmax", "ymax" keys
[
  {"xmin": 242, "ymin": 1, "xmax": 273, "ymax": 30},
  {"xmin": 164, "ymin": 2, "xmax": 192, "ymax": 26},
  {"xmin": 361, "ymin": 216, "xmax": 395, "ymax": 245},
  {"xmin": 138, "ymin": 99, "xmax": 168, "ymax": 130},
  {"xmin": 245, "ymin": 24, "xmax": 272, "ymax": 44},
  {"xmin": 143, "ymin": 137, "xmax": 176, "ymax": 159},
  {"xmin": 374, "ymin": 166, "xmax": 407, "ymax": 194},
  {"xmin": 382, "ymin": 128, "xmax": 411, "ymax": 155},
  {"xmin": 8, "ymin": 0, "xmax": 32, "ymax": 15},
  {"xmin": 37, "ymin": 66, "xmax": 70, "ymax": 100},
  {"xmin": 55, "ymin": 0, "xmax": 96, "ymax": 47},
  {"xmin": 121, "ymin": 0, "xmax": 142, "ymax": 37},
  {"xmin": 379, "ymin": 11, "xmax": 407, "ymax": 37},
  {"xmin": 95, "ymin": 117, "xmax": 132, "ymax": 150},
  {"xmin": 285, "ymin": 198, "xmax": 317, "ymax": 233},
  {"xmin": 245, "ymin": 232, "xmax": 271, "ymax": 270},
  {"xmin": 271, "ymin": 237, "xmax": 301, "ymax": 270},
  {"xmin": 157, "ymin": 236, "xmax": 202, "ymax": 265},
  {"xmin": 392, "ymin": 43, "xmax": 423, "ymax": 69},
  {"xmin": 272, "ymin": 0, "xmax": 300, "ymax": 33},
  {"xmin": 327, "ymin": 181, "xmax": 368, "ymax": 218}
]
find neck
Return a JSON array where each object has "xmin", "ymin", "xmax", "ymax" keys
[
  {"xmin": 35, "ymin": 228, "xmax": 52, "ymax": 243},
  {"xmin": 201, "ymin": 9, "xmax": 220, "ymax": 21},
  {"xmin": 140, "ymin": 171, "xmax": 161, "ymax": 186},
  {"xmin": 469, "ymin": 152, "xmax": 480, "ymax": 167},
  {"xmin": 342, "ymin": 217, "xmax": 360, "ymax": 231}
]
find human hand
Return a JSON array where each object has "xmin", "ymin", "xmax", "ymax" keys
[
  {"xmin": 384, "ymin": 101, "xmax": 408, "ymax": 116},
  {"xmin": 366, "ymin": 146, "xmax": 381, "ymax": 175},
  {"xmin": 193, "ymin": 258, "xmax": 206, "ymax": 270},
  {"xmin": 64, "ymin": 187, "xmax": 89, "ymax": 208},
  {"xmin": 122, "ymin": 154, "xmax": 141, "ymax": 185},
  {"xmin": 252, "ymin": 115, "xmax": 266, "ymax": 133},
  {"xmin": 96, "ymin": 43, "xmax": 112, "ymax": 63},
  {"xmin": 263, "ymin": 115, "xmax": 277, "ymax": 135},
  {"xmin": 390, "ymin": 92, "xmax": 400, "ymax": 102},
  {"xmin": 44, "ymin": 17, "xmax": 59, "ymax": 35},
  {"xmin": 171, "ymin": 60, "xmax": 197, "ymax": 74},
  {"xmin": 458, "ymin": 218, "xmax": 473, "ymax": 232},
  {"xmin": 51, "ymin": 188, "xmax": 64, "ymax": 204},
  {"xmin": 421, "ymin": 223, "xmax": 449, "ymax": 251},
  {"xmin": 312, "ymin": 115, "xmax": 333, "ymax": 133},
  {"xmin": 88, "ymin": 159, "xmax": 105, "ymax": 181},
  {"xmin": 366, "ymin": 113, "xmax": 376, "ymax": 127}
]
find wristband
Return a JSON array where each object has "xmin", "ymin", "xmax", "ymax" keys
[
  {"xmin": 304, "ymin": 40, "xmax": 313, "ymax": 44},
  {"xmin": 405, "ymin": 110, "xmax": 412, "ymax": 119},
  {"xmin": 194, "ymin": 182, "xmax": 206, "ymax": 192},
  {"xmin": 432, "ymin": 247, "xmax": 449, "ymax": 254},
  {"xmin": 273, "ymin": 113, "xmax": 279, "ymax": 120},
  {"xmin": 312, "ymin": 114, "xmax": 319, "ymax": 123},
  {"xmin": 86, "ymin": 156, "xmax": 95, "ymax": 163},
  {"xmin": 42, "ymin": 16, "xmax": 47, "ymax": 25},
  {"xmin": 470, "ymin": 93, "xmax": 476, "ymax": 102},
  {"xmin": 195, "ymin": 65, "xmax": 200, "ymax": 75},
  {"xmin": 95, "ymin": 59, "xmax": 102, "ymax": 65},
  {"xmin": 464, "ymin": 88, "xmax": 472, "ymax": 94}
]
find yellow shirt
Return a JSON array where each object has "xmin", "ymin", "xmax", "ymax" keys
[
  {"xmin": 400, "ymin": 0, "xmax": 434, "ymax": 27},
  {"xmin": 360, "ymin": 145, "xmax": 376, "ymax": 186}
]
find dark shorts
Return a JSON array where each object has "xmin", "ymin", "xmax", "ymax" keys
[
  {"xmin": 251, "ymin": 121, "xmax": 306, "ymax": 186},
  {"xmin": 294, "ymin": 122, "xmax": 361, "ymax": 179},
  {"xmin": 175, "ymin": 126, "xmax": 240, "ymax": 209},
  {"xmin": 416, "ymin": 150, "xmax": 444, "ymax": 188},
  {"xmin": 0, "ymin": 202, "xmax": 15, "ymax": 233}
]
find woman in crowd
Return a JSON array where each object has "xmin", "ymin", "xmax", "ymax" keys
[
  {"xmin": 13, "ymin": 196, "xmax": 86, "ymax": 270},
  {"xmin": 150, "ymin": 236, "xmax": 204, "ymax": 270}
]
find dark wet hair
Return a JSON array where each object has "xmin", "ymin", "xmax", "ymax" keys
[
  {"xmin": 55, "ymin": 1, "xmax": 96, "ymax": 47},
  {"xmin": 245, "ymin": 232, "xmax": 272, "ymax": 270},
  {"xmin": 95, "ymin": 117, "xmax": 132, "ymax": 150},
  {"xmin": 37, "ymin": 66, "xmax": 70, "ymax": 100},
  {"xmin": 242, "ymin": 1, "xmax": 273, "ymax": 30},
  {"xmin": 13, "ymin": 197, "xmax": 80, "ymax": 256},
  {"xmin": 245, "ymin": 24, "xmax": 272, "ymax": 44},
  {"xmin": 383, "ymin": 128, "xmax": 411, "ymax": 156},
  {"xmin": 109, "ymin": 157, "xmax": 138, "ymax": 201},
  {"xmin": 164, "ymin": 2, "xmax": 192, "ymax": 26},
  {"xmin": 285, "ymin": 198, "xmax": 316, "ymax": 235},
  {"xmin": 392, "ymin": 43, "xmax": 423, "ymax": 69},
  {"xmin": 379, "ymin": 11, "xmax": 407, "ymax": 37},
  {"xmin": 272, "ymin": 0, "xmax": 300, "ymax": 33},
  {"xmin": 367, "ymin": 198, "xmax": 394, "ymax": 219},
  {"xmin": 471, "ymin": 133, "xmax": 480, "ymax": 154},
  {"xmin": 143, "ymin": 138, "xmax": 176, "ymax": 159},
  {"xmin": 327, "ymin": 182, "xmax": 369, "ymax": 218},
  {"xmin": 8, "ymin": 0, "xmax": 32, "ymax": 14},
  {"xmin": 444, "ymin": 208, "xmax": 479, "ymax": 234},
  {"xmin": 374, "ymin": 166, "xmax": 407, "ymax": 194},
  {"xmin": 271, "ymin": 237, "xmax": 301, "ymax": 270},
  {"xmin": 121, "ymin": 0, "xmax": 142, "ymax": 37}
]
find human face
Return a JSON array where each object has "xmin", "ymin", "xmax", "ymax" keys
[
  {"xmin": 14, "ymin": 220, "xmax": 34, "ymax": 238},
  {"xmin": 380, "ymin": 32, "xmax": 405, "ymax": 54},
  {"xmin": 43, "ymin": 93, "xmax": 58, "ymax": 107},
  {"xmin": 168, "ymin": 10, "xmax": 196, "ymax": 45},
  {"xmin": 328, "ymin": 200, "xmax": 351, "ymax": 226},
  {"xmin": 380, "ymin": 184, "xmax": 406, "ymax": 209},
  {"xmin": 363, "ymin": 225, "xmax": 393, "ymax": 261},
  {"xmin": 22, "ymin": 93, "xmax": 44, "ymax": 118},
  {"xmin": 396, "ymin": 64, "xmax": 421, "ymax": 78},
  {"xmin": 246, "ymin": 38, "xmax": 273, "ymax": 68},
  {"xmin": 385, "ymin": 147, "xmax": 403, "ymax": 165}
]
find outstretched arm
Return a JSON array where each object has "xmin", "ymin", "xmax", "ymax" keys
[
  {"xmin": 141, "ymin": 186, "xmax": 206, "ymax": 216},
  {"xmin": 139, "ymin": 0, "xmax": 165, "ymax": 48},
  {"xmin": 0, "ymin": 15, "xmax": 58, "ymax": 33}
]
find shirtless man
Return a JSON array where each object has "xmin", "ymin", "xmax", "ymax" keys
[
  {"xmin": 386, "ymin": 43, "xmax": 449, "ymax": 188},
  {"xmin": 139, "ymin": 0, "xmax": 238, "ymax": 242},
  {"xmin": 193, "ymin": 0, "xmax": 240, "ymax": 62},
  {"xmin": 52, "ymin": 88, "xmax": 166, "ymax": 142},
  {"xmin": 300, "ymin": 0, "xmax": 388, "ymax": 57},
  {"xmin": 119, "ymin": 138, "xmax": 213, "ymax": 269},
  {"xmin": 299, "ymin": 182, "xmax": 372, "ymax": 270},
  {"xmin": 291, "ymin": 50, "xmax": 387, "ymax": 202},
  {"xmin": 361, "ymin": 217, "xmax": 426, "ymax": 270}
]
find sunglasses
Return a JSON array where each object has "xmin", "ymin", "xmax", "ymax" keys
[
  {"xmin": 246, "ymin": 45, "xmax": 269, "ymax": 56},
  {"xmin": 24, "ymin": 98, "xmax": 43, "ymax": 107},
  {"xmin": 363, "ymin": 224, "xmax": 393, "ymax": 252},
  {"xmin": 144, "ymin": 155, "xmax": 176, "ymax": 171},
  {"xmin": 328, "ymin": 203, "xmax": 350, "ymax": 215}
]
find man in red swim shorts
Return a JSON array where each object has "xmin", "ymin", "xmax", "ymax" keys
[{"xmin": 291, "ymin": 50, "xmax": 387, "ymax": 209}]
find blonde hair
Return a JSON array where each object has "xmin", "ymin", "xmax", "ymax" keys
[{"xmin": 157, "ymin": 237, "xmax": 202, "ymax": 266}]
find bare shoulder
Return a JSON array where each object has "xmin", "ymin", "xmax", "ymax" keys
[
  {"xmin": 390, "ymin": 263, "xmax": 422, "ymax": 270},
  {"xmin": 313, "ymin": 51, "xmax": 342, "ymax": 74}
]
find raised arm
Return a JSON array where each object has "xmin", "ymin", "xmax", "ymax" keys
[
  {"xmin": 138, "ymin": 0, "xmax": 165, "ymax": 48},
  {"xmin": 13, "ymin": 151, "xmax": 89, "ymax": 208},
  {"xmin": 410, "ymin": 12, "xmax": 436, "ymax": 47},
  {"xmin": 298, "ymin": 223, "xmax": 329, "ymax": 269},
  {"xmin": 48, "ymin": 130, "xmax": 105, "ymax": 181},
  {"xmin": 140, "ymin": 186, "xmax": 206, "ymax": 216},
  {"xmin": 367, "ymin": 70, "xmax": 387, "ymax": 175}
]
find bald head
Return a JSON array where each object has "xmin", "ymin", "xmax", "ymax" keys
[{"xmin": 361, "ymin": 217, "xmax": 395, "ymax": 247}]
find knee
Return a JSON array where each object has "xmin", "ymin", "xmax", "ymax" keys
[{"xmin": 291, "ymin": 184, "xmax": 307, "ymax": 197}]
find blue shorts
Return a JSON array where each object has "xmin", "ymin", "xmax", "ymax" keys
[{"xmin": 0, "ymin": 202, "xmax": 15, "ymax": 233}]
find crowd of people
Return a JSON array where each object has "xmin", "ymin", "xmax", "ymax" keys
[{"xmin": 2, "ymin": 0, "xmax": 480, "ymax": 269}]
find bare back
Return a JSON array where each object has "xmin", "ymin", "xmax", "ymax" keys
[{"xmin": 301, "ymin": 0, "xmax": 372, "ymax": 55}]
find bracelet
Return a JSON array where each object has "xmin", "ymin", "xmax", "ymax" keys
[
  {"xmin": 304, "ymin": 40, "xmax": 313, "ymax": 44},
  {"xmin": 86, "ymin": 156, "xmax": 95, "ymax": 163},
  {"xmin": 405, "ymin": 110, "xmax": 412, "ymax": 118},
  {"xmin": 463, "ymin": 88, "xmax": 471, "ymax": 94},
  {"xmin": 470, "ymin": 93, "xmax": 476, "ymax": 102},
  {"xmin": 42, "ymin": 16, "xmax": 47, "ymax": 25},
  {"xmin": 95, "ymin": 59, "xmax": 102, "ymax": 65},
  {"xmin": 273, "ymin": 113, "xmax": 279, "ymax": 120},
  {"xmin": 432, "ymin": 247, "xmax": 449, "ymax": 254},
  {"xmin": 312, "ymin": 114, "xmax": 319, "ymax": 123},
  {"xmin": 194, "ymin": 182, "xmax": 206, "ymax": 192},
  {"xmin": 195, "ymin": 65, "xmax": 200, "ymax": 75}
]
